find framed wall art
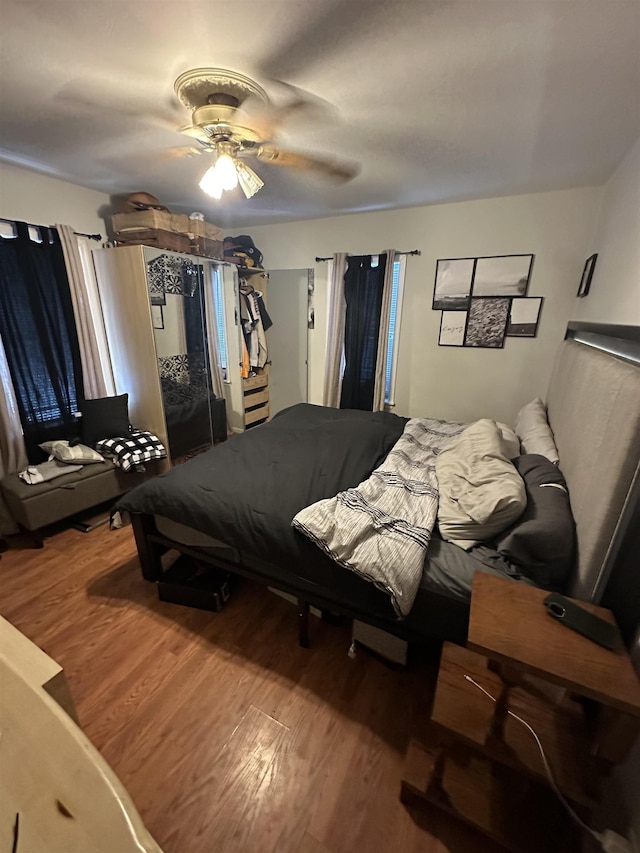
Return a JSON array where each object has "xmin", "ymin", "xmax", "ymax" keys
[
  {"xmin": 438, "ymin": 311, "xmax": 466, "ymax": 346},
  {"xmin": 432, "ymin": 258, "xmax": 475, "ymax": 310},
  {"xmin": 577, "ymin": 254, "xmax": 597, "ymax": 297},
  {"xmin": 463, "ymin": 297, "xmax": 511, "ymax": 348},
  {"xmin": 151, "ymin": 304, "xmax": 164, "ymax": 330},
  {"xmin": 432, "ymin": 252, "xmax": 540, "ymax": 348},
  {"xmin": 506, "ymin": 297, "xmax": 544, "ymax": 337},
  {"xmin": 471, "ymin": 254, "xmax": 534, "ymax": 298}
]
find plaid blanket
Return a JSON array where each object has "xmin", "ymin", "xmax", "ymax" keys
[
  {"xmin": 96, "ymin": 430, "xmax": 166, "ymax": 473},
  {"xmin": 292, "ymin": 418, "xmax": 466, "ymax": 617}
]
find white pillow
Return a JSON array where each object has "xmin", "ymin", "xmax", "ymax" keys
[
  {"xmin": 514, "ymin": 398, "xmax": 560, "ymax": 464},
  {"xmin": 39, "ymin": 440, "xmax": 105, "ymax": 465},
  {"xmin": 436, "ymin": 419, "xmax": 526, "ymax": 549}
]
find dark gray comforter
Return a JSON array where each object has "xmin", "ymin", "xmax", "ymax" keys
[
  {"xmin": 117, "ymin": 403, "xmax": 408, "ymax": 590},
  {"xmin": 117, "ymin": 403, "xmax": 529, "ymax": 639}
]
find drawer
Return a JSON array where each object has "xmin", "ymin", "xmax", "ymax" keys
[
  {"xmin": 243, "ymin": 372, "xmax": 268, "ymax": 392},
  {"xmin": 244, "ymin": 403, "xmax": 269, "ymax": 427},
  {"xmin": 243, "ymin": 388, "xmax": 269, "ymax": 409}
]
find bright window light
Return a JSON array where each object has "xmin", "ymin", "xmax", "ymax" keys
[
  {"xmin": 211, "ymin": 266, "xmax": 228, "ymax": 380},
  {"xmin": 385, "ymin": 256, "xmax": 406, "ymax": 406}
]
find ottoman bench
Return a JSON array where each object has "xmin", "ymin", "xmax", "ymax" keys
[{"xmin": 0, "ymin": 461, "xmax": 151, "ymax": 547}]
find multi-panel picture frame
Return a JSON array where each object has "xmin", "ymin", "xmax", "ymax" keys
[{"xmin": 433, "ymin": 254, "xmax": 542, "ymax": 348}]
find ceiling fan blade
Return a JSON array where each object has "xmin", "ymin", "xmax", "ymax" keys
[
  {"xmin": 259, "ymin": 0, "xmax": 367, "ymax": 80},
  {"xmin": 55, "ymin": 77, "xmax": 184, "ymax": 134},
  {"xmin": 256, "ymin": 145, "xmax": 359, "ymax": 183},
  {"xmin": 235, "ymin": 83, "xmax": 335, "ymax": 141},
  {"xmin": 99, "ymin": 146, "xmax": 203, "ymax": 178},
  {"xmin": 179, "ymin": 125, "xmax": 213, "ymax": 143}
]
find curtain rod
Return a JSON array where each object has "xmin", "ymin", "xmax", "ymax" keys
[
  {"xmin": 0, "ymin": 217, "xmax": 102, "ymax": 242},
  {"xmin": 314, "ymin": 249, "xmax": 421, "ymax": 262}
]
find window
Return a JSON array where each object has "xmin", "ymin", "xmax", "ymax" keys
[
  {"xmin": 332, "ymin": 254, "xmax": 406, "ymax": 407},
  {"xmin": 0, "ymin": 224, "xmax": 83, "ymax": 460},
  {"xmin": 211, "ymin": 265, "xmax": 228, "ymax": 380},
  {"xmin": 384, "ymin": 255, "xmax": 406, "ymax": 406}
]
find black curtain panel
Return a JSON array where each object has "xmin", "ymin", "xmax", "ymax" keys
[
  {"xmin": 340, "ymin": 254, "xmax": 387, "ymax": 411},
  {"xmin": 183, "ymin": 265, "xmax": 214, "ymax": 399},
  {"xmin": 0, "ymin": 222, "xmax": 84, "ymax": 461}
]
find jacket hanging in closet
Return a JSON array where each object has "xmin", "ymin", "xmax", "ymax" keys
[{"xmin": 239, "ymin": 288, "xmax": 270, "ymax": 370}]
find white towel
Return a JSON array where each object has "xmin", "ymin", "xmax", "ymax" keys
[{"xmin": 19, "ymin": 460, "xmax": 83, "ymax": 485}]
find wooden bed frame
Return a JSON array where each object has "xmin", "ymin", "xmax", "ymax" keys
[{"xmin": 130, "ymin": 323, "xmax": 640, "ymax": 649}]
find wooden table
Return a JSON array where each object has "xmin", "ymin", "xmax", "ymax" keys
[
  {"xmin": 401, "ymin": 573, "xmax": 640, "ymax": 852},
  {"xmin": 0, "ymin": 617, "xmax": 163, "ymax": 853}
]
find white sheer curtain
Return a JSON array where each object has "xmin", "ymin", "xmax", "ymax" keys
[
  {"xmin": 0, "ymin": 334, "xmax": 28, "ymax": 534},
  {"xmin": 56, "ymin": 225, "xmax": 115, "ymax": 399},
  {"xmin": 322, "ymin": 253, "xmax": 348, "ymax": 408},
  {"xmin": 372, "ymin": 249, "xmax": 397, "ymax": 411},
  {"xmin": 203, "ymin": 263, "xmax": 226, "ymax": 399}
]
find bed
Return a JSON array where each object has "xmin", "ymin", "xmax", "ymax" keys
[{"xmin": 116, "ymin": 324, "xmax": 640, "ymax": 646}]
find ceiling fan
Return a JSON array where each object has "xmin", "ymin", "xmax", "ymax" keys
[{"xmin": 173, "ymin": 68, "xmax": 358, "ymax": 199}]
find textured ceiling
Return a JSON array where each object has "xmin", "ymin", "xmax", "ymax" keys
[{"xmin": 1, "ymin": 0, "xmax": 639, "ymax": 227}]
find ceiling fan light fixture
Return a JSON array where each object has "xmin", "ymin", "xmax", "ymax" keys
[
  {"xmin": 235, "ymin": 161, "xmax": 264, "ymax": 199},
  {"xmin": 199, "ymin": 151, "xmax": 238, "ymax": 198},
  {"xmin": 199, "ymin": 163, "xmax": 222, "ymax": 198}
]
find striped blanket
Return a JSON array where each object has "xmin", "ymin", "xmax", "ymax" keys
[{"xmin": 292, "ymin": 418, "xmax": 466, "ymax": 617}]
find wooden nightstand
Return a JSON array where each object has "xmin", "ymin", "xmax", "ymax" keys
[{"xmin": 401, "ymin": 573, "xmax": 640, "ymax": 852}]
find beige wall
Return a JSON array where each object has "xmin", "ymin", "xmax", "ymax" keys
[
  {"xmin": 0, "ymin": 162, "xmax": 110, "ymax": 235},
  {"xmin": 246, "ymin": 186, "xmax": 602, "ymax": 425},
  {"xmin": 3, "ymin": 148, "xmax": 637, "ymax": 428},
  {"xmin": 573, "ymin": 135, "xmax": 640, "ymax": 325}
]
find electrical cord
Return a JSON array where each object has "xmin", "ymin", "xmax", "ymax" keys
[{"xmin": 463, "ymin": 674, "xmax": 619, "ymax": 850}]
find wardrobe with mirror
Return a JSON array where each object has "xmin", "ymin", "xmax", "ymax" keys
[
  {"xmin": 93, "ymin": 245, "xmax": 226, "ymax": 464},
  {"xmin": 93, "ymin": 246, "xmax": 313, "ymax": 453}
]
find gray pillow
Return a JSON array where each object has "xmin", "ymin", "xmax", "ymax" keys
[
  {"xmin": 493, "ymin": 454, "xmax": 575, "ymax": 590},
  {"xmin": 436, "ymin": 419, "xmax": 526, "ymax": 549},
  {"xmin": 514, "ymin": 398, "xmax": 559, "ymax": 463},
  {"xmin": 39, "ymin": 440, "xmax": 105, "ymax": 465}
]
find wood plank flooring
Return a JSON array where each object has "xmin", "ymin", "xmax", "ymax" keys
[{"xmin": 0, "ymin": 523, "xmax": 501, "ymax": 853}]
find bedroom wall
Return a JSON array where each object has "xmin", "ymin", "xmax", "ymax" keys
[
  {"xmin": 572, "ymin": 135, "xmax": 640, "ymax": 325},
  {"xmin": 245, "ymin": 186, "xmax": 601, "ymax": 426},
  {"xmin": 0, "ymin": 161, "xmax": 110, "ymax": 235}
]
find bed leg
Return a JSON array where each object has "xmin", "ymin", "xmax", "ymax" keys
[
  {"xmin": 131, "ymin": 514, "xmax": 162, "ymax": 582},
  {"xmin": 298, "ymin": 599, "xmax": 310, "ymax": 648}
]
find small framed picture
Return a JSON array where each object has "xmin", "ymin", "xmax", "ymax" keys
[
  {"xmin": 471, "ymin": 254, "xmax": 534, "ymax": 298},
  {"xmin": 463, "ymin": 297, "xmax": 511, "ymax": 348},
  {"xmin": 439, "ymin": 311, "xmax": 467, "ymax": 346},
  {"xmin": 506, "ymin": 297, "xmax": 543, "ymax": 337},
  {"xmin": 151, "ymin": 304, "xmax": 164, "ymax": 330},
  {"xmin": 577, "ymin": 254, "xmax": 598, "ymax": 297},
  {"xmin": 432, "ymin": 258, "xmax": 474, "ymax": 310}
]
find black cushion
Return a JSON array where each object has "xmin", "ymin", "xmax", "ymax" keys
[
  {"xmin": 81, "ymin": 394, "xmax": 132, "ymax": 446},
  {"xmin": 493, "ymin": 454, "xmax": 575, "ymax": 590}
]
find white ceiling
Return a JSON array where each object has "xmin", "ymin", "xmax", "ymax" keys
[{"xmin": 1, "ymin": 0, "xmax": 639, "ymax": 228}]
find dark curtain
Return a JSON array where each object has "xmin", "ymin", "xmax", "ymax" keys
[
  {"xmin": 0, "ymin": 222, "xmax": 84, "ymax": 461},
  {"xmin": 183, "ymin": 264, "xmax": 214, "ymax": 399},
  {"xmin": 340, "ymin": 253, "xmax": 387, "ymax": 411}
]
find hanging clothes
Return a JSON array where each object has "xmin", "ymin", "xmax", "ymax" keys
[{"xmin": 239, "ymin": 285, "xmax": 271, "ymax": 370}]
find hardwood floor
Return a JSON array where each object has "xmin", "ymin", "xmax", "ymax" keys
[{"xmin": 0, "ymin": 523, "xmax": 500, "ymax": 853}]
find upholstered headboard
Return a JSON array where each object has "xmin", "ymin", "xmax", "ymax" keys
[{"xmin": 546, "ymin": 330, "xmax": 640, "ymax": 603}]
